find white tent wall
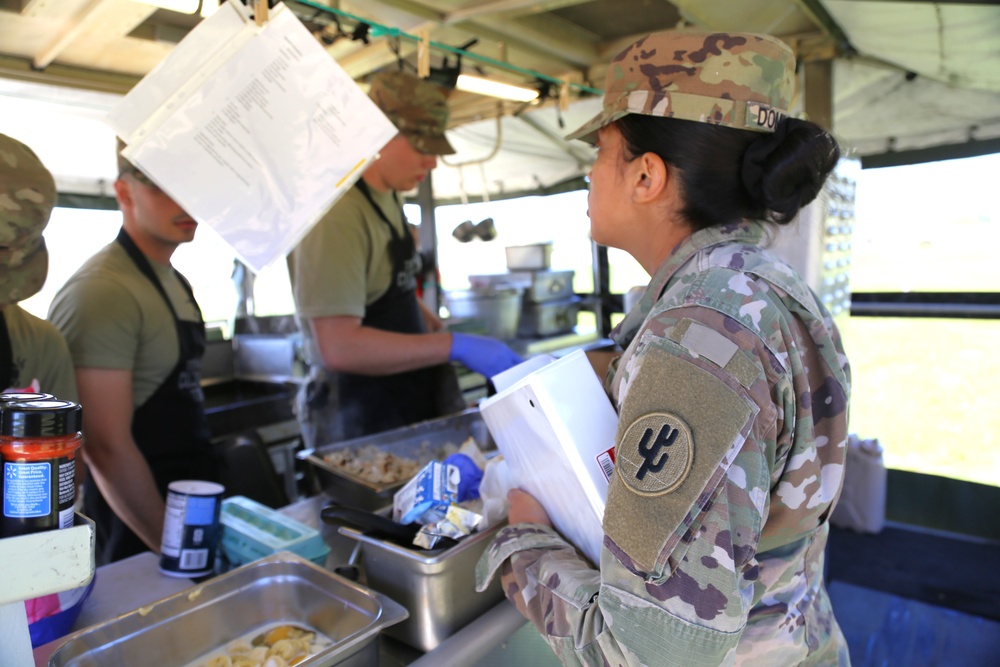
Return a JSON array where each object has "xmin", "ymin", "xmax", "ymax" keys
[{"xmin": 825, "ymin": 0, "xmax": 1000, "ymax": 157}]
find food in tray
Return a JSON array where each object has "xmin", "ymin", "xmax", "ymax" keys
[
  {"xmin": 190, "ymin": 623, "xmax": 333, "ymax": 667},
  {"xmin": 321, "ymin": 437, "xmax": 476, "ymax": 485},
  {"xmin": 322, "ymin": 445, "xmax": 422, "ymax": 484}
]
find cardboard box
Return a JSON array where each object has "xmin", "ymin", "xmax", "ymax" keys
[{"xmin": 393, "ymin": 461, "xmax": 460, "ymax": 525}]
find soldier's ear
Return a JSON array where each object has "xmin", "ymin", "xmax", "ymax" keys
[
  {"xmin": 113, "ymin": 175, "xmax": 133, "ymax": 211},
  {"xmin": 632, "ymin": 152, "xmax": 667, "ymax": 204}
]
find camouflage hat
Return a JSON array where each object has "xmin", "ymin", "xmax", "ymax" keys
[
  {"xmin": 567, "ymin": 31, "xmax": 796, "ymax": 143},
  {"xmin": 0, "ymin": 133, "xmax": 54, "ymax": 308},
  {"xmin": 369, "ymin": 71, "xmax": 456, "ymax": 155}
]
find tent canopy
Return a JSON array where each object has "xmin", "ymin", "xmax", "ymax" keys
[{"xmin": 1, "ymin": 0, "xmax": 998, "ymax": 200}]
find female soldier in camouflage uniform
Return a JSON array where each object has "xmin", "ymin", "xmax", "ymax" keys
[{"xmin": 477, "ymin": 31, "xmax": 851, "ymax": 665}]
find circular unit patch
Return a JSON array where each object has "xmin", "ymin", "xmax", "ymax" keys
[{"xmin": 616, "ymin": 412, "xmax": 693, "ymax": 496}]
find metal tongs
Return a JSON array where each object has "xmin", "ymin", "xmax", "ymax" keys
[{"xmin": 319, "ymin": 504, "xmax": 457, "ymax": 550}]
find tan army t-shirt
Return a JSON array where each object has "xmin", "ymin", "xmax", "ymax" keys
[
  {"xmin": 287, "ymin": 184, "xmax": 406, "ymax": 320},
  {"xmin": 48, "ymin": 241, "xmax": 201, "ymax": 409},
  {"xmin": 2, "ymin": 304, "xmax": 78, "ymax": 402}
]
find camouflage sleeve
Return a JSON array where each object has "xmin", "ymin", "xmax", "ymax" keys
[
  {"xmin": 477, "ymin": 305, "xmax": 784, "ymax": 666},
  {"xmin": 476, "ymin": 523, "xmax": 610, "ymax": 665}
]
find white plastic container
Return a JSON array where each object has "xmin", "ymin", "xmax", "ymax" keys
[{"xmin": 830, "ymin": 435, "xmax": 887, "ymax": 534}]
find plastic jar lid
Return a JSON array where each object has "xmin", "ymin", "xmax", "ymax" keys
[
  {"xmin": 0, "ymin": 392, "xmax": 55, "ymax": 404},
  {"xmin": 0, "ymin": 399, "xmax": 83, "ymax": 437}
]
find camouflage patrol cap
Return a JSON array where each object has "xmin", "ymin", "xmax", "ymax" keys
[
  {"xmin": 567, "ymin": 31, "xmax": 796, "ymax": 143},
  {"xmin": 369, "ymin": 71, "xmax": 456, "ymax": 155},
  {"xmin": 0, "ymin": 133, "xmax": 54, "ymax": 308}
]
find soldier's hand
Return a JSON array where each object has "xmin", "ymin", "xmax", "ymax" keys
[{"xmin": 507, "ymin": 488, "xmax": 551, "ymax": 527}]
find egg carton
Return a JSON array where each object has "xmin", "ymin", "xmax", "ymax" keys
[{"xmin": 220, "ymin": 496, "xmax": 330, "ymax": 567}]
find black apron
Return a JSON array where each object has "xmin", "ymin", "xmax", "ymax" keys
[
  {"xmin": 84, "ymin": 228, "xmax": 219, "ymax": 564},
  {"xmin": 302, "ymin": 182, "xmax": 464, "ymax": 444}
]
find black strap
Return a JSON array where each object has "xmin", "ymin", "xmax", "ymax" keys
[
  {"xmin": 115, "ymin": 228, "xmax": 202, "ymax": 321},
  {"xmin": 0, "ymin": 310, "xmax": 12, "ymax": 390},
  {"xmin": 355, "ymin": 180, "xmax": 404, "ymax": 241}
]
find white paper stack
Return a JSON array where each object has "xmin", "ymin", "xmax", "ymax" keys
[
  {"xmin": 479, "ymin": 349, "xmax": 619, "ymax": 565},
  {"xmin": 107, "ymin": 1, "xmax": 398, "ymax": 272}
]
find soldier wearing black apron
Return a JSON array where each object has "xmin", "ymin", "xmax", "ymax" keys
[
  {"xmin": 300, "ymin": 181, "xmax": 464, "ymax": 444},
  {"xmin": 290, "ymin": 71, "xmax": 522, "ymax": 451},
  {"xmin": 83, "ymin": 228, "xmax": 219, "ymax": 563}
]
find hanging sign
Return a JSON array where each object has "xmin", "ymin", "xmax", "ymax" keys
[{"xmin": 107, "ymin": 0, "xmax": 398, "ymax": 272}]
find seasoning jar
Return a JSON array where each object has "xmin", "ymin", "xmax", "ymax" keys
[{"xmin": 0, "ymin": 399, "xmax": 83, "ymax": 537}]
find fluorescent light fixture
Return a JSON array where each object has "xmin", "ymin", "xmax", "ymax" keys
[
  {"xmin": 455, "ymin": 74, "xmax": 539, "ymax": 102},
  {"xmin": 130, "ymin": 0, "xmax": 200, "ymax": 14},
  {"xmin": 201, "ymin": 1, "xmax": 219, "ymax": 17}
]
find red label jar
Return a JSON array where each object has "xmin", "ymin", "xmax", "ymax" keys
[{"xmin": 0, "ymin": 399, "xmax": 83, "ymax": 537}]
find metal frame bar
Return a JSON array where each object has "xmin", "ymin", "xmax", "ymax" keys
[
  {"xmin": 850, "ymin": 292, "xmax": 1000, "ymax": 319},
  {"xmin": 862, "ymin": 139, "xmax": 1000, "ymax": 169}
]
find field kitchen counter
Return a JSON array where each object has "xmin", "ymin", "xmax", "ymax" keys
[{"xmin": 32, "ymin": 494, "xmax": 557, "ymax": 667}]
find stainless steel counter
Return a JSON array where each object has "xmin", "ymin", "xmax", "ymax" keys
[
  {"xmin": 509, "ymin": 330, "xmax": 610, "ymax": 358},
  {"xmin": 32, "ymin": 553, "xmax": 194, "ymax": 666},
  {"xmin": 32, "ymin": 496, "xmax": 553, "ymax": 667}
]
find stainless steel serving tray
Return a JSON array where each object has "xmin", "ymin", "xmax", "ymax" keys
[
  {"xmin": 301, "ymin": 408, "xmax": 494, "ymax": 511},
  {"xmin": 47, "ymin": 552, "xmax": 408, "ymax": 667},
  {"xmin": 337, "ymin": 520, "xmax": 506, "ymax": 652}
]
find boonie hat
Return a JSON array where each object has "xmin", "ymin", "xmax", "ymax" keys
[
  {"xmin": 369, "ymin": 71, "xmax": 456, "ymax": 155},
  {"xmin": 0, "ymin": 133, "xmax": 54, "ymax": 308},
  {"xmin": 567, "ymin": 30, "xmax": 796, "ymax": 144}
]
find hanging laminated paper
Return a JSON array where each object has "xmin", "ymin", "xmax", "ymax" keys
[{"xmin": 107, "ymin": 0, "xmax": 397, "ymax": 273}]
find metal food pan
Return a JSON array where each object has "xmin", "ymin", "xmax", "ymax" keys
[
  {"xmin": 337, "ymin": 520, "xmax": 506, "ymax": 652},
  {"xmin": 518, "ymin": 296, "xmax": 583, "ymax": 337},
  {"xmin": 47, "ymin": 552, "xmax": 408, "ymax": 667},
  {"xmin": 505, "ymin": 242, "xmax": 553, "ymax": 271},
  {"xmin": 302, "ymin": 409, "xmax": 493, "ymax": 511},
  {"xmin": 471, "ymin": 270, "xmax": 576, "ymax": 303}
]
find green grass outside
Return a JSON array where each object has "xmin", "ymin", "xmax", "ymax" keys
[{"xmin": 837, "ymin": 316, "xmax": 1000, "ymax": 488}]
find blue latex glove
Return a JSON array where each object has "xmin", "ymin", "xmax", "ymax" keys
[
  {"xmin": 449, "ymin": 332, "xmax": 523, "ymax": 379},
  {"xmin": 444, "ymin": 453, "xmax": 483, "ymax": 502}
]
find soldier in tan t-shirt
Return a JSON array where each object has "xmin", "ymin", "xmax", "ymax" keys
[
  {"xmin": 0, "ymin": 132, "xmax": 92, "ymax": 647},
  {"xmin": 288, "ymin": 71, "xmax": 523, "ymax": 446},
  {"xmin": 0, "ymin": 134, "xmax": 77, "ymax": 403},
  {"xmin": 49, "ymin": 143, "xmax": 217, "ymax": 564}
]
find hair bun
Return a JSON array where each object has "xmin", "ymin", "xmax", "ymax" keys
[{"xmin": 740, "ymin": 118, "xmax": 839, "ymax": 223}]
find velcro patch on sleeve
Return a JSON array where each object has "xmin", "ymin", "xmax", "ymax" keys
[
  {"xmin": 668, "ymin": 318, "xmax": 760, "ymax": 389},
  {"xmin": 605, "ymin": 345, "xmax": 757, "ymax": 575},
  {"xmin": 724, "ymin": 350, "xmax": 761, "ymax": 389},
  {"xmin": 679, "ymin": 319, "xmax": 738, "ymax": 368}
]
